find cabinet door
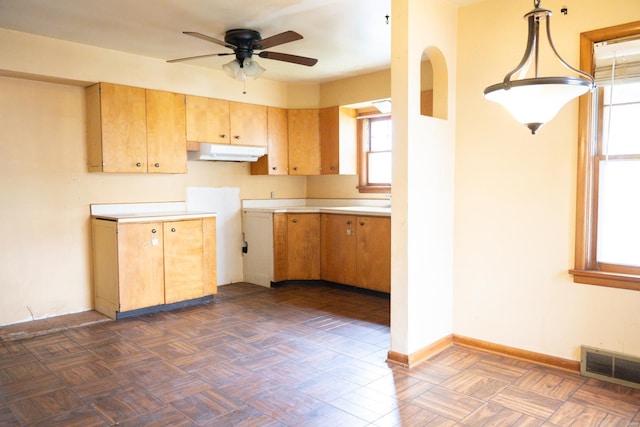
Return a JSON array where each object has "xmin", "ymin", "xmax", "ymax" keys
[
  {"xmin": 117, "ymin": 222, "xmax": 165, "ymax": 311},
  {"xmin": 320, "ymin": 106, "xmax": 357, "ymax": 175},
  {"xmin": 321, "ymin": 214, "xmax": 357, "ymax": 285},
  {"xmin": 146, "ymin": 89, "xmax": 187, "ymax": 174},
  {"xmin": 90, "ymin": 83, "xmax": 147, "ymax": 173},
  {"xmin": 356, "ymin": 216, "xmax": 391, "ymax": 292},
  {"xmin": 288, "ymin": 109, "xmax": 320, "ymax": 175},
  {"xmin": 287, "ymin": 213, "xmax": 320, "ymax": 279},
  {"xmin": 229, "ymin": 101, "xmax": 267, "ymax": 147},
  {"xmin": 251, "ymin": 107, "xmax": 288, "ymax": 175},
  {"xmin": 185, "ymin": 95, "xmax": 230, "ymax": 144},
  {"xmin": 273, "ymin": 213, "xmax": 288, "ymax": 282},
  {"xmin": 202, "ymin": 217, "xmax": 217, "ymax": 296},
  {"xmin": 163, "ymin": 220, "xmax": 205, "ymax": 303}
]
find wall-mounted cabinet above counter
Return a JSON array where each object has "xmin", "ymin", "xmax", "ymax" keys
[
  {"xmin": 86, "ymin": 82, "xmax": 358, "ymax": 175},
  {"xmin": 185, "ymin": 95, "xmax": 267, "ymax": 148},
  {"xmin": 87, "ymin": 83, "xmax": 187, "ymax": 174},
  {"xmin": 251, "ymin": 106, "xmax": 357, "ymax": 177}
]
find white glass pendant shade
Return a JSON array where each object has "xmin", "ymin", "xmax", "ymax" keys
[
  {"xmin": 483, "ymin": 1, "xmax": 594, "ymax": 134},
  {"xmin": 242, "ymin": 58, "xmax": 265, "ymax": 78},
  {"xmin": 223, "ymin": 60, "xmax": 241, "ymax": 79},
  {"xmin": 484, "ymin": 77, "xmax": 592, "ymax": 134}
]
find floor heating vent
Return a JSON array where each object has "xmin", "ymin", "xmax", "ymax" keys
[{"xmin": 581, "ymin": 345, "xmax": 640, "ymax": 389}]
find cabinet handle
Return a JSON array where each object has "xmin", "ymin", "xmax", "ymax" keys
[
  {"xmin": 220, "ymin": 134, "xmax": 227, "ymax": 139},
  {"xmin": 347, "ymin": 221, "xmax": 352, "ymax": 225},
  {"xmin": 154, "ymin": 163, "xmax": 160, "ymax": 168},
  {"xmin": 330, "ymin": 166, "xmax": 336, "ymax": 171},
  {"xmin": 292, "ymin": 219, "xmax": 298, "ymax": 223},
  {"xmin": 171, "ymin": 227, "xmax": 176, "ymax": 232},
  {"xmin": 136, "ymin": 162, "xmax": 142, "ymax": 168},
  {"xmin": 272, "ymin": 166, "xmax": 278, "ymax": 171},
  {"xmin": 359, "ymin": 221, "xmax": 365, "ymax": 226},
  {"xmin": 151, "ymin": 229, "xmax": 157, "ymax": 233},
  {"xmin": 293, "ymin": 166, "xmax": 298, "ymax": 171},
  {"xmin": 234, "ymin": 135, "xmax": 241, "ymax": 140}
]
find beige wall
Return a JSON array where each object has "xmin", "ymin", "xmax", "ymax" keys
[{"xmin": 455, "ymin": 0, "xmax": 640, "ymax": 360}]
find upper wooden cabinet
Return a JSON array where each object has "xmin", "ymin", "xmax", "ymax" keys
[
  {"xmin": 320, "ymin": 106, "xmax": 357, "ymax": 175},
  {"xmin": 185, "ymin": 95, "xmax": 230, "ymax": 145},
  {"xmin": 146, "ymin": 89, "xmax": 187, "ymax": 174},
  {"xmin": 288, "ymin": 109, "xmax": 320, "ymax": 175},
  {"xmin": 251, "ymin": 107, "xmax": 289, "ymax": 175},
  {"xmin": 229, "ymin": 101, "xmax": 267, "ymax": 147},
  {"xmin": 86, "ymin": 83, "xmax": 186, "ymax": 174},
  {"xmin": 87, "ymin": 83, "xmax": 147, "ymax": 173},
  {"xmin": 185, "ymin": 95, "xmax": 267, "ymax": 147}
]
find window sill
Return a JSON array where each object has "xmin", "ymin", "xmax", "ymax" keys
[
  {"xmin": 357, "ymin": 185, "xmax": 391, "ymax": 194},
  {"xmin": 569, "ymin": 269, "xmax": 640, "ymax": 291}
]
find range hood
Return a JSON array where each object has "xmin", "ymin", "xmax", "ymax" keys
[{"xmin": 189, "ymin": 143, "xmax": 267, "ymax": 162}]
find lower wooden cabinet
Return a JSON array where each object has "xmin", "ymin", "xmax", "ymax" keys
[
  {"xmin": 92, "ymin": 217, "xmax": 217, "ymax": 318},
  {"xmin": 270, "ymin": 212, "xmax": 390, "ymax": 292},
  {"xmin": 354, "ymin": 216, "xmax": 391, "ymax": 293},
  {"xmin": 274, "ymin": 213, "xmax": 321, "ymax": 280},
  {"xmin": 321, "ymin": 214, "xmax": 390, "ymax": 293},
  {"xmin": 321, "ymin": 214, "xmax": 357, "ymax": 285}
]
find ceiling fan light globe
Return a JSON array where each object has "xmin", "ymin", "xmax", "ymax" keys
[
  {"xmin": 243, "ymin": 58, "xmax": 265, "ymax": 78},
  {"xmin": 223, "ymin": 59, "xmax": 241, "ymax": 79}
]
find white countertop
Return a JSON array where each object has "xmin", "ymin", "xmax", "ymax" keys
[
  {"xmin": 90, "ymin": 202, "xmax": 216, "ymax": 223},
  {"xmin": 242, "ymin": 206, "xmax": 391, "ymax": 217}
]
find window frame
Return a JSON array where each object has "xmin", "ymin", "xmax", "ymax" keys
[
  {"xmin": 571, "ymin": 20, "xmax": 640, "ymax": 291},
  {"xmin": 357, "ymin": 112, "xmax": 392, "ymax": 193}
]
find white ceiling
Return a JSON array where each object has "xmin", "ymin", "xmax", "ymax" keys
[
  {"xmin": 0, "ymin": 0, "xmax": 479, "ymax": 83},
  {"xmin": 0, "ymin": 0, "xmax": 390, "ymax": 83}
]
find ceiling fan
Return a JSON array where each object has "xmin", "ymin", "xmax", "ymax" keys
[{"xmin": 167, "ymin": 29, "xmax": 318, "ymax": 80}]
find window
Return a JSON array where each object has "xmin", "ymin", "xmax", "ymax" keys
[
  {"xmin": 572, "ymin": 21, "xmax": 640, "ymax": 290},
  {"xmin": 358, "ymin": 114, "xmax": 392, "ymax": 193}
]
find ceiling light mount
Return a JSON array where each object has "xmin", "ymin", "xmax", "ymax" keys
[{"xmin": 483, "ymin": 0, "xmax": 594, "ymax": 134}]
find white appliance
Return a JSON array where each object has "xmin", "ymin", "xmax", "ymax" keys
[
  {"xmin": 241, "ymin": 210, "xmax": 274, "ymax": 287},
  {"xmin": 189, "ymin": 143, "xmax": 267, "ymax": 162}
]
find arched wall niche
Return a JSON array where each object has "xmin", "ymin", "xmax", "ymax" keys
[{"xmin": 420, "ymin": 46, "xmax": 448, "ymax": 119}]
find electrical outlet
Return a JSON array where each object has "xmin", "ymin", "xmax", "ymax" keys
[{"xmin": 270, "ymin": 191, "xmax": 275, "ymax": 199}]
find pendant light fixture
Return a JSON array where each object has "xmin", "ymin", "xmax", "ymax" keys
[{"xmin": 483, "ymin": 0, "xmax": 594, "ymax": 134}]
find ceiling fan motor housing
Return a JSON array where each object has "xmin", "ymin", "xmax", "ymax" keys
[{"xmin": 225, "ymin": 29, "xmax": 262, "ymax": 63}]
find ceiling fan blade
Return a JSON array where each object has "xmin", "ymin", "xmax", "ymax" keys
[
  {"xmin": 167, "ymin": 52, "xmax": 233, "ymax": 63},
  {"xmin": 253, "ymin": 31, "xmax": 303, "ymax": 50},
  {"xmin": 258, "ymin": 51, "xmax": 318, "ymax": 66},
  {"xmin": 183, "ymin": 31, "xmax": 236, "ymax": 48}
]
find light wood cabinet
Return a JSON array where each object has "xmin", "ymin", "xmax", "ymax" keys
[
  {"xmin": 86, "ymin": 83, "xmax": 187, "ymax": 174},
  {"xmin": 251, "ymin": 107, "xmax": 289, "ymax": 175},
  {"xmin": 321, "ymin": 214, "xmax": 391, "ymax": 292},
  {"xmin": 272, "ymin": 213, "xmax": 321, "ymax": 280},
  {"xmin": 92, "ymin": 217, "xmax": 217, "ymax": 318},
  {"xmin": 87, "ymin": 83, "xmax": 147, "ymax": 173},
  {"xmin": 185, "ymin": 95, "xmax": 230, "ymax": 145},
  {"xmin": 321, "ymin": 214, "xmax": 357, "ymax": 285},
  {"xmin": 320, "ymin": 106, "xmax": 357, "ymax": 175},
  {"xmin": 146, "ymin": 89, "xmax": 187, "ymax": 174},
  {"xmin": 229, "ymin": 101, "xmax": 267, "ymax": 147},
  {"xmin": 186, "ymin": 96, "xmax": 268, "ymax": 148},
  {"xmin": 288, "ymin": 109, "xmax": 320, "ymax": 175},
  {"xmin": 355, "ymin": 216, "xmax": 391, "ymax": 292}
]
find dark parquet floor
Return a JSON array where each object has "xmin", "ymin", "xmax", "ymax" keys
[{"xmin": 1, "ymin": 282, "xmax": 640, "ymax": 426}]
